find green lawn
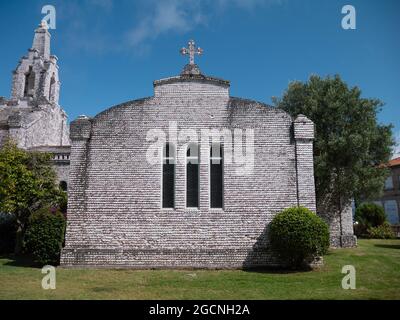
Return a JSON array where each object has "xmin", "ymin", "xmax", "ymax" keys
[{"xmin": 0, "ymin": 239, "xmax": 399, "ymax": 299}]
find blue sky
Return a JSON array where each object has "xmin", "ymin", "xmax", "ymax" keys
[{"xmin": 0, "ymin": 0, "xmax": 399, "ymax": 154}]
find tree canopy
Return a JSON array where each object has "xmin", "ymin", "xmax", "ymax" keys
[
  {"xmin": 0, "ymin": 140, "xmax": 64, "ymax": 253},
  {"xmin": 274, "ymin": 75, "xmax": 394, "ymax": 207}
]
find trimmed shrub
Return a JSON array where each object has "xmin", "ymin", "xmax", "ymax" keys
[
  {"xmin": 355, "ymin": 203, "xmax": 386, "ymax": 237},
  {"xmin": 0, "ymin": 214, "xmax": 17, "ymax": 254},
  {"xmin": 24, "ymin": 207, "xmax": 66, "ymax": 265},
  {"xmin": 367, "ymin": 222, "xmax": 395, "ymax": 239},
  {"xmin": 269, "ymin": 206, "xmax": 330, "ymax": 269}
]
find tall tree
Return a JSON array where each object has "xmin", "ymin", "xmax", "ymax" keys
[
  {"xmin": 274, "ymin": 75, "xmax": 394, "ymax": 235},
  {"xmin": 0, "ymin": 140, "xmax": 64, "ymax": 254}
]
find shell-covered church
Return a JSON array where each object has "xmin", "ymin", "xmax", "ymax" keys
[
  {"xmin": 1, "ymin": 23, "xmax": 356, "ymax": 269},
  {"xmin": 60, "ymin": 40, "xmax": 320, "ymax": 268}
]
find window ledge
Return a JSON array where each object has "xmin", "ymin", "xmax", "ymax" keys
[{"xmin": 209, "ymin": 208, "xmax": 225, "ymax": 212}]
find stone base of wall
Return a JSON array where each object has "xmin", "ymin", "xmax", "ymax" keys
[
  {"xmin": 60, "ymin": 247, "xmax": 280, "ymax": 269},
  {"xmin": 330, "ymin": 235, "xmax": 357, "ymax": 248}
]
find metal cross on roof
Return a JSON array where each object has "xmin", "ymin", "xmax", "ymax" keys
[{"xmin": 180, "ymin": 39, "xmax": 203, "ymax": 65}]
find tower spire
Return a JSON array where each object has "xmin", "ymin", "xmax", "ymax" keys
[{"xmin": 32, "ymin": 20, "xmax": 51, "ymax": 59}]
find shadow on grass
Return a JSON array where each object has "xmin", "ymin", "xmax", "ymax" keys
[
  {"xmin": 374, "ymin": 244, "xmax": 400, "ymax": 250},
  {"xmin": 0, "ymin": 254, "xmax": 41, "ymax": 268}
]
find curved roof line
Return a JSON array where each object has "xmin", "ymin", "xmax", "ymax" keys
[
  {"xmin": 92, "ymin": 97, "xmax": 153, "ymax": 120},
  {"xmin": 228, "ymin": 96, "xmax": 292, "ymax": 117},
  {"xmin": 229, "ymin": 96, "xmax": 274, "ymax": 109},
  {"xmin": 90, "ymin": 95, "xmax": 292, "ymax": 121}
]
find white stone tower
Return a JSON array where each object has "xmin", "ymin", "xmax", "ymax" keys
[
  {"xmin": 0, "ymin": 21, "xmax": 70, "ymax": 186},
  {"xmin": 0, "ymin": 20, "xmax": 70, "ymax": 149},
  {"xmin": 10, "ymin": 21, "xmax": 60, "ymax": 104}
]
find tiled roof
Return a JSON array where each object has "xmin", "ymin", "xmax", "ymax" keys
[{"xmin": 388, "ymin": 157, "xmax": 400, "ymax": 167}]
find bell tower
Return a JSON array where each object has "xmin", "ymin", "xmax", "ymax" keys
[
  {"xmin": 10, "ymin": 20, "xmax": 60, "ymax": 105},
  {"xmin": 0, "ymin": 20, "xmax": 69, "ymax": 151}
]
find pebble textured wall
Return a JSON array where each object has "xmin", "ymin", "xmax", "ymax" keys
[{"xmin": 61, "ymin": 73, "xmax": 317, "ymax": 268}]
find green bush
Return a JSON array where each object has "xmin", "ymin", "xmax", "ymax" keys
[
  {"xmin": 24, "ymin": 207, "xmax": 66, "ymax": 265},
  {"xmin": 269, "ymin": 206, "xmax": 330, "ymax": 269},
  {"xmin": 353, "ymin": 221, "xmax": 364, "ymax": 238},
  {"xmin": 58, "ymin": 190, "xmax": 68, "ymax": 214},
  {"xmin": 355, "ymin": 203, "xmax": 386, "ymax": 237},
  {"xmin": 0, "ymin": 214, "xmax": 17, "ymax": 254},
  {"xmin": 367, "ymin": 222, "xmax": 395, "ymax": 239}
]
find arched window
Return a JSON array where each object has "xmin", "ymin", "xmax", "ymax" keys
[
  {"xmin": 49, "ymin": 73, "xmax": 56, "ymax": 101},
  {"xmin": 186, "ymin": 144, "xmax": 199, "ymax": 208},
  {"xmin": 162, "ymin": 143, "xmax": 175, "ymax": 208},
  {"xmin": 210, "ymin": 143, "xmax": 223, "ymax": 208},
  {"xmin": 59, "ymin": 181, "xmax": 68, "ymax": 191},
  {"xmin": 23, "ymin": 66, "xmax": 35, "ymax": 97}
]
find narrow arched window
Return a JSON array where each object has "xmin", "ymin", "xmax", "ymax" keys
[
  {"xmin": 24, "ymin": 66, "xmax": 35, "ymax": 97},
  {"xmin": 49, "ymin": 73, "xmax": 56, "ymax": 101},
  {"xmin": 186, "ymin": 144, "xmax": 199, "ymax": 208},
  {"xmin": 162, "ymin": 143, "xmax": 175, "ymax": 208},
  {"xmin": 210, "ymin": 143, "xmax": 223, "ymax": 208}
]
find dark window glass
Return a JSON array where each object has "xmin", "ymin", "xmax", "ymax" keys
[
  {"xmin": 59, "ymin": 181, "xmax": 67, "ymax": 191},
  {"xmin": 162, "ymin": 143, "xmax": 175, "ymax": 208},
  {"xmin": 210, "ymin": 144, "xmax": 223, "ymax": 208},
  {"xmin": 187, "ymin": 144, "xmax": 199, "ymax": 208}
]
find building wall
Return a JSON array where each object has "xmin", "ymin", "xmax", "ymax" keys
[
  {"xmin": 61, "ymin": 78, "xmax": 317, "ymax": 268},
  {"xmin": 374, "ymin": 165, "xmax": 400, "ymax": 224},
  {"xmin": 6, "ymin": 106, "xmax": 68, "ymax": 150},
  {"xmin": 53, "ymin": 162, "xmax": 70, "ymax": 186}
]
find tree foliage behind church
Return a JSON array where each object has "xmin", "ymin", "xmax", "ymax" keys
[
  {"xmin": 274, "ymin": 75, "xmax": 394, "ymax": 208},
  {"xmin": 0, "ymin": 140, "xmax": 64, "ymax": 254}
]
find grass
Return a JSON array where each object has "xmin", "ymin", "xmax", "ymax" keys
[{"xmin": 0, "ymin": 239, "xmax": 399, "ymax": 299}]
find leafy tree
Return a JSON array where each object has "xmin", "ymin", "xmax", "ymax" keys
[
  {"xmin": 355, "ymin": 203, "xmax": 386, "ymax": 229},
  {"xmin": 273, "ymin": 75, "xmax": 394, "ymax": 230},
  {"xmin": 0, "ymin": 140, "xmax": 64, "ymax": 254}
]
